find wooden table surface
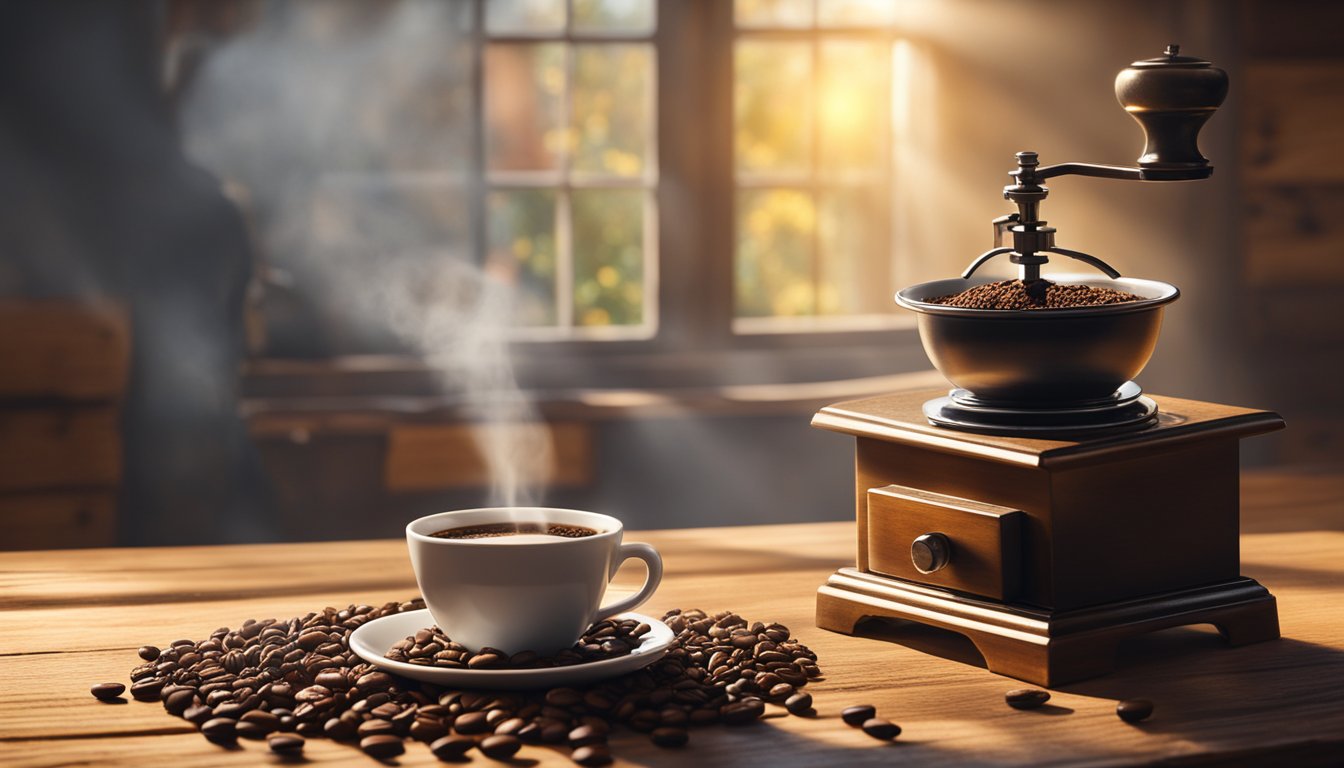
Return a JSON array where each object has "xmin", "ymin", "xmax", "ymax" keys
[{"xmin": 2, "ymin": 468, "xmax": 1342, "ymax": 767}]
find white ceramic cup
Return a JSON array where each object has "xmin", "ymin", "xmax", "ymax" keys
[{"xmin": 405, "ymin": 507, "xmax": 663, "ymax": 655}]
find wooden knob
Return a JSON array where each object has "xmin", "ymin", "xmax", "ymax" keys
[{"xmin": 911, "ymin": 533, "xmax": 952, "ymax": 574}]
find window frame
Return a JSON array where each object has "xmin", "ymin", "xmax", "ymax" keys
[{"xmin": 505, "ymin": 0, "xmax": 922, "ymax": 383}]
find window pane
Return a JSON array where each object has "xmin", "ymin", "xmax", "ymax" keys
[
  {"xmin": 487, "ymin": 190, "xmax": 558, "ymax": 327},
  {"xmin": 817, "ymin": 0, "xmax": 898, "ymax": 27},
  {"xmin": 735, "ymin": 0, "xmax": 813, "ymax": 28},
  {"xmin": 572, "ymin": 190, "xmax": 645, "ymax": 326},
  {"xmin": 818, "ymin": 187, "xmax": 890, "ymax": 315},
  {"xmin": 736, "ymin": 189, "xmax": 816, "ymax": 317},
  {"xmin": 819, "ymin": 40, "xmax": 887, "ymax": 175},
  {"xmin": 485, "ymin": 44, "xmax": 566, "ymax": 172},
  {"xmin": 573, "ymin": 0, "xmax": 655, "ymax": 33},
  {"xmin": 572, "ymin": 44, "xmax": 652, "ymax": 177},
  {"xmin": 735, "ymin": 41, "xmax": 812, "ymax": 175},
  {"xmin": 486, "ymin": 0, "xmax": 565, "ymax": 34}
]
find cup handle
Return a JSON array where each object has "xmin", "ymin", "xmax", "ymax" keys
[{"xmin": 594, "ymin": 542, "xmax": 663, "ymax": 622}]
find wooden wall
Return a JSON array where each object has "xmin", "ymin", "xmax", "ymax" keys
[
  {"xmin": 1238, "ymin": 0, "xmax": 1344, "ymax": 465},
  {"xmin": 0, "ymin": 302, "xmax": 129, "ymax": 549}
]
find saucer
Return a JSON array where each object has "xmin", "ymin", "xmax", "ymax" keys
[{"xmin": 348, "ymin": 610, "xmax": 675, "ymax": 690}]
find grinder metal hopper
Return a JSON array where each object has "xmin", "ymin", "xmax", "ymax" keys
[{"xmin": 812, "ymin": 47, "xmax": 1283, "ymax": 687}]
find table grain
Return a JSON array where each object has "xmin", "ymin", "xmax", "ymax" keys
[{"xmin": 2, "ymin": 469, "xmax": 1342, "ymax": 767}]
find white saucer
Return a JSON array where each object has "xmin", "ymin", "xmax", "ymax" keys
[{"xmin": 349, "ymin": 610, "xmax": 675, "ymax": 690}]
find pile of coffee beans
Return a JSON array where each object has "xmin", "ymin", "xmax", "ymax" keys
[
  {"xmin": 928, "ymin": 279, "xmax": 1142, "ymax": 310},
  {"xmin": 386, "ymin": 616, "xmax": 652, "ymax": 669},
  {"xmin": 95, "ymin": 602, "xmax": 824, "ymax": 764}
]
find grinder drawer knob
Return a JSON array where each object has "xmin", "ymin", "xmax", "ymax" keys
[{"xmin": 911, "ymin": 533, "xmax": 952, "ymax": 573}]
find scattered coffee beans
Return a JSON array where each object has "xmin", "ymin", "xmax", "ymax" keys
[
  {"xmin": 1116, "ymin": 698, "xmax": 1154, "ymax": 723},
  {"xmin": 137, "ymin": 645, "xmax": 160, "ymax": 662},
  {"xmin": 842, "ymin": 704, "xmax": 876, "ymax": 726},
  {"xmin": 109, "ymin": 604, "xmax": 820, "ymax": 763},
  {"xmin": 928, "ymin": 279, "xmax": 1141, "ymax": 310},
  {"xmin": 1005, "ymin": 688, "xmax": 1052, "ymax": 710},
  {"xmin": 571, "ymin": 744, "xmax": 614, "ymax": 766},
  {"xmin": 479, "ymin": 733, "xmax": 522, "ymax": 759},
  {"xmin": 268, "ymin": 733, "xmax": 304, "ymax": 755},
  {"xmin": 90, "ymin": 682, "xmax": 125, "ymax": 701},
  {"xmin": 201, "ymin": 717, "xmax": 237, "ymax": 744},
  {"xmin": 861, "ymin": 717, "xmax": 901, "ymax": 741},
  {"xmin": 360, "ymin": 733, "xmax": 404, "ymax": 758},
  {"xmin": 430, "ymin": 734, "xmax": 475, "ymax": 759},
  {"xmin": 784, "ymin": 691, "xmax": 814, "ymax": 716}
]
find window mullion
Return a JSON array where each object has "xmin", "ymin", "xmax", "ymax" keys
[
  {"xmin": 471, "ymin": 0, "xmax": 487, "ymax": 268},
  {"xmin": 560, "ymin": 38, "xmax": 576, "ymax": 329}
]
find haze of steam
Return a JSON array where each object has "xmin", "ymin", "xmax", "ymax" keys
[{"xmin": 177, "ymin": 1, "xmax": 551, "ymax": 507}]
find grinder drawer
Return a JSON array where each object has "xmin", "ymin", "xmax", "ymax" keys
[{"xmin": 866, "ymin": 484, "xmax": 1023, "ymax": 601}]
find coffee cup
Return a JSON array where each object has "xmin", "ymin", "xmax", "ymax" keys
[{"xmin": 405, "ymin": 507, "xmax": 663, "ymax": 655}]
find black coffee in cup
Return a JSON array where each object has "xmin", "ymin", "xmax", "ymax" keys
[{"xmin": 430, "ymin": 523, "xmax": 600, "ymax": 540}]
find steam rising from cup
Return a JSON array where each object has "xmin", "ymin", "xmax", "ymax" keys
[{"xmin": 175, "ymin": 2, "xmax": 551, "ymax": 507}]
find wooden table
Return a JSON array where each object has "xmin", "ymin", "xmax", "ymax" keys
[{"xmin": 3, "ymin": 469, "xmax": 1342, "ymax": 767}]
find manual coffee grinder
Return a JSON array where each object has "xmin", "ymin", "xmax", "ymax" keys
[{"xmin": 813, "ymin": 46, "xmax": 1282, "ymax": 686}]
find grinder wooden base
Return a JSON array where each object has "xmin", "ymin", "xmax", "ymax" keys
[{"xmin": 817, "ymin": 567, "xmax": 1280, "ymax": 687}]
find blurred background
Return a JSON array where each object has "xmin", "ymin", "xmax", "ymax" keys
[{"xmin": 1, "ymin": 0, "xmax": 1339, "ymax": 549}]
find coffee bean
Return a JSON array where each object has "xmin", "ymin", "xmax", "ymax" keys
[
  {"xmin": 720, "ymin": 698, "xmax": 765, "ymax": 725},
  {"xmin": 1117, "ymin": 698, "xmax": 1154, "ymax": 723},
  {"xmin": 540, "ymin": 722, "xmax": 570, "ymax": 744},
  {"xmin": 314, "ymin": 669, "xmax": 348, "ymax": 689},
  {"xmin": 861, "ymin": 717, "xmax": 901, "ymax": 741},
  {"xmin": 1005, "ymin": 688, "xmax": 1051, "ymax": 710},
  {"xmin": 241, "ymin": 710, "xmax": 280, "ymax": 733},
  {"xmin": 183, "ymin": 704, "xmax": 214, "ymax": 725},
  {"xmin": 841, "ymin": 704, "xmax": 876, "ymax": 726},
  {"xmin": 356, "ymin": 671, "xmax": 394, "ymax": 692},
  {"xmin": 480, "ymin": 734, "xmax": 521, "ymax": 760},
  {"xmin": 768, "ymin": 682, "xmax": 795, "ymax": 701},
  {"xmin": 430, "ymin": 734, "xmax": 476, "ymax": 759},
  {"xmin": 568, "ymin": 724, "xmax": 607, "ymax": 747},
  {"xmin": 453, "ymin": 710, "xmax": 490, "ymax": 735},
  {"xmin": 410, "ymin": 716, "xmax": 451, "ymax": 742},
  {"xmin": 785, "ymin": 692, "xmax": 813, "ymax": 715},
  {"xmin": 268, "ymin": 734, "xmax": 304, "ymax": 755},
  {"xmin": 164, "ymin": 689, "xmax": 197, "ymax": 715},
  {"xmin": 571, "ymin": 744, "xmax": 614, "ymax": 766},
  {"xmin": 468, "ymin": 652, "xmax": 504, "ymax": 669},
  {"xmin": 91, "ymin": 682, "xmax": 125, "ymax": 701},
  {"xmin": 360, "ymin": 733, "xmax": 404, "ymax": 759},
  {"xmin": 323, "ymin": 716, "xmax": 356, "ymax": 741},
  {"xmin": 358, "ymin": 719, "xmax": 396, "ymax": 738},
  {"xmin": 236, "ymin": 720, "xmax": 270, "ymax": 740},
  {"xmin": 201, "ymin": 717, "xmax": 237, "ymax": 744},
  {"xmin": 213, "ymin": 702, "xmax": 246, "ymax": 720},
  {"xmin": 129, "ymin": 678, "xmax": 166, "ymax": 701},
  {"xmin": 651, "ymin": 727, "xmax": 689, "ymax": 748}
]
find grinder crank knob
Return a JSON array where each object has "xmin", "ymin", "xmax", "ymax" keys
[
  {"xmin": 911, "ymin": 533, "xmax": 952, "ymax": 574},
  {"xmin": 1114, "ymin": 44, "xmax": 1227, "ymax": 179}
]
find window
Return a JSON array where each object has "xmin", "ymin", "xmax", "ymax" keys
[
  {"xmin": 167, "ymin": 0, "xmax": 920, "ymax": 372},
  {"xmin": 733, "ymin": 0, "xmax": 910, "ymax": 332},
  {"xmin": 482, "ymin": 0, "xmax": 657, "ymax": 339}
]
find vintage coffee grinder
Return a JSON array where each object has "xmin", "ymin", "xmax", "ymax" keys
[{"xmin": 813, "ymin": 47, "xmax": 1283, "ymax": 686}]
